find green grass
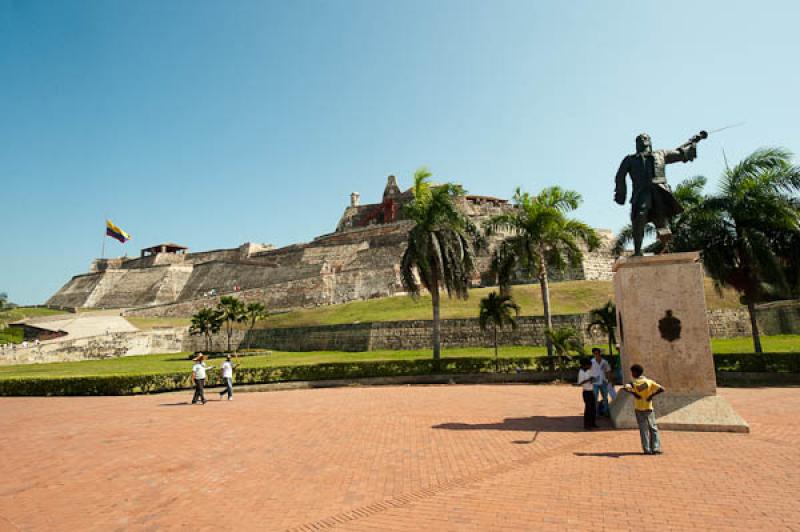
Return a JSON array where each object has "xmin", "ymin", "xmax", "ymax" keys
[
  {"xmin": 0, "ymin": 306, "xmax": 64, "ymax": 323},
  {"xmin": 254, "ymin": 279, "xmax": 742, "ymax": 329},
  {"xmin": 1, "ymin": 335, "xmax": 797, "ymax": 381},
  {"xmin": 708, "ymin": 335, "xmax": 800, "ymax": 354},
  {"xmin": 0, "ymin": 327, "xmax": 24, "ymax": 344},
  {"xmin": 0, "ymin": 346, "xmax": 545, "ymax": 380}
]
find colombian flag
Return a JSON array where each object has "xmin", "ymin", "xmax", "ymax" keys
[{"xmin": 106, "ymin": 219, "xmax": 131, "ymax": 243}]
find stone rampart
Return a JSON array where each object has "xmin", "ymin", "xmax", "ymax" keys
[
  {"xmin": 0, "ymin": 329, "xmax": 184, "ymax": 366},
  {"xmin": 181, "ymin": 307, "xmax": 760, "ymax": 353}
]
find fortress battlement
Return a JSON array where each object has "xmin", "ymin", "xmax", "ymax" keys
[{"xmin": 48, "ymin": 176, "xmax": 615, "ymax": 315}]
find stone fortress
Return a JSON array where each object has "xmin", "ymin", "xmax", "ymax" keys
[{"xmin": 47, "ymin": 176, "xmax": 617, "ymax": 317}]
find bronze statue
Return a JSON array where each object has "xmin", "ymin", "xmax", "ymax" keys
[{"xmin": 615, "ymin": 131, "xmax": 707, "ymax": 255}]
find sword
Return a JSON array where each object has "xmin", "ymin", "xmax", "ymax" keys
[{"xmin": 679, "ymin": 123, "xmax": 744, "ymax": 149}]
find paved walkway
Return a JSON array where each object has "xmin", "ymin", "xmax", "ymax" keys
[{"xmin": 0, "ymin": 385, "xmax": 798, "ymax": 531}]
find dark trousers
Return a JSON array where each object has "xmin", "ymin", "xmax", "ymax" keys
[
  {"xmin": 219, "ymin": 377, "xmax": 233, "ymax": 399},
  {"xmin": 582, "ymin": 390, "xmax": 597, "ymax": 428},
  {"xmin": 192, "ymin": 379, "xmax": 206, "ymax": 404}
]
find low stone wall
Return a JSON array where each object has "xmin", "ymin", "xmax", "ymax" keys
[
  {"xmin": 757, "ymin": 300, "xmax": 800, "ymax": 335},
  {"xmin": 0, "ymin": 329, "xmax": 184, "ymax": 366},
  {"xmin": 183, "ymin": 307, "xmax": 763, "ymax": 353}
]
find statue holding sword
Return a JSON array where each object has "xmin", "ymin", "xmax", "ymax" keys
[
  {"xmin": 614, "ymin": 130, "xmax": 707, "ymax": 256},
  {"xmin": 614, "ymin": 124, "xmax": 742, "ymax": 256}
]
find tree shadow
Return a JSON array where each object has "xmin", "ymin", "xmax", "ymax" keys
[
  {"xmin": 433, "ymin": 416, "xmax": 610, "ymax": 434},
  {"xmin": 574, "ymin": 452, "xmax": 643, "ymax": 458}
]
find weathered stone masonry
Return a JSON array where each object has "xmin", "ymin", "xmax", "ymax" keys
[{"xmin": 49, "ymin": 175, "xmax": 617, "ymax": 316}]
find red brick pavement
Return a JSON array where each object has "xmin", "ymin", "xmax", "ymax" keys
[{"xmin": 0, "ymin": 385, "xmax": 798, "ymax": 531}]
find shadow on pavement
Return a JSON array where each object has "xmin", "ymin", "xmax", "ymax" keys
[
  {"xmin": 574, "ymin": 451, "xmax": 642, "ymax": 458},
  {"xmin": 158, "ymin": 401, "xmax": 193, "ymax": 407},
  {"xmin": 433, "ymin": 416, "xmax": 611, "ymax": 433}
]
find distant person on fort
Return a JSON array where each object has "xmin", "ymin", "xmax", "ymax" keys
[
  {"xmin": 219, "ymin": 354, "xmax": 238, "ymax": 401},
  {"xmin": 191, "ymin": 353, "xmax": 212, "ymax": 405}
]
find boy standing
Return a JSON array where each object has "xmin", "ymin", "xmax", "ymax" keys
[
  {"xmin": 577, "ymin": 358, "xmax": 598, "ymax": 430},
  {"xmin": 623, "ymin": 364, "xmax": 665, "ymax": 455},
  {"xmin": 219, "ymin": 354, "xmax": 238, "ymax": 401},
  {"xmin": 191, "ymin": 353, "xmax": 212, "ymax": 405}
]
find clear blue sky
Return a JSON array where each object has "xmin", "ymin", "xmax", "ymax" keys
[{"xmin": 2, "ymin": 0, "xmax": 799, "ymax": 304}]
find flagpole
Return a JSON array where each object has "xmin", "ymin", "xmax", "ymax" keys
[{"xmin": 101, "ymin": 217, "xmax": 107, "ymax": 259}]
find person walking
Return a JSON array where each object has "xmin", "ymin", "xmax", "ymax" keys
[
  {"xmin": 623, "ymin": 364, "xmax": 666, "ymax": 455},
  {"xmin": 218, "ymin": 354, "xmax": 238, "ymax": 401},
  {"xmin": 577, "ymin": 358, "xmax": 598, "ymax": 430},
  {"xmin": 191, "ymin": 353, "xmax": 211, "ymax": 405},
  {"xmin": 591, "ymin": 348, "xmax": 611, "ymax": 416}
]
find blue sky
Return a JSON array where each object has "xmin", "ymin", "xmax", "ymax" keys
[{"xmin": 2, "ymin": 0, "xmax": 799, "ymax": 304}]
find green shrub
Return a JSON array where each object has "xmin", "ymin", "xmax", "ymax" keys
[
  {"xmin": 2, "ymin": 352, "xmax": 798, "ymax": 397},
  {"xmin": 0, "ymin": 327, "xmax": 24, "ymax": 345}
]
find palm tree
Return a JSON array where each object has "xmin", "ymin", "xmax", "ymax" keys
[
  {"xmin": 612, "ymin": 176, "xmax": 708, "ymax": 256},
  {"xmin": 189, "ymin": 307, "xmax": 223, "ymax": 352},
  {"xmin": 243, "ymin": 302, "xmax": 268, "ymax": 350},
  {"xmin": 543, "ymin": 326, "xmax": 584, "ymax": 375},
  {"xmin": 587, "ymin": 300, "xmax": 617, "ymax": 356},
  {"xmin": 687, "ymin": 148, "xmax": 800, "ymax": 352},
  {"xmin": 485, "ymin": 186, "xmax": 600, "ymax": 357},
  {"xmin": 478, "ymin": 291, "xmax": 520, "ymax": 371},
  {"xmin": 400, "ymin": 167, "xmax": 480, "ymax": 367},
  {"xmin": 217, "ymin": 296, "xmax": 246, "ymax": 352}
]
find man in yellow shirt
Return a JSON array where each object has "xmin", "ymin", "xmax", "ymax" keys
[{"xmin": 623, "ymin": 364, "xmax": 665, "ymax": 455}]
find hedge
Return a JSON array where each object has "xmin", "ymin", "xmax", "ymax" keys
[
  {"xmin": 1, "ymin": 353, "xmax": 798, "ymax": 396},
  {"xmin": 0, "ymin": 356, "xmax": 567, "ymax": 397}
]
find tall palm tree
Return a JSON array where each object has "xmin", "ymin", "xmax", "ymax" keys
[
  {"xmin": 485, "ymin": 187, "xmax": 600, "ymax": 357},
  {"xmin": 587, "ymin": 300, "xmax": 617, "ymax": 356},
  {"xmin": 400, "ymin": 167, "xmax": 480, "ymax": 366},
  {"xmin": 189, "ymin": 307, "xmax": 223, "ymax": 352},
  {"xmin": 478, "ymin": 291, "xmax": 520, "ymax": 371},
  {"xmin": 612, "ymin": 176, "xmax": 708, "ymax": 256},
  {"xmin": 688, "ymin": 148, "xmax": 800, "ymax": 352},
  {"xmin": 243, "ymin": 302, "xmax": 268, "ymax": 350},
  {"xmin": 217, "ymin": 296, "xmax": 246, "ymax": 352}
]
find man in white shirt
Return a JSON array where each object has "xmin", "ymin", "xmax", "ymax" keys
[
  {"xmin": 577, "ymin": 358, "xmax": 598, "ymax": 430},
  {"xmin": 218, "ymin": 354, "xmax": 238, "ymax": 401},
  {"xmin": 591, "ymin": 348, "xmax": 612, "ymax": 416},
  {"xmin": 191, "ymin": 353, "xmax": 212, "ymax": 405}
]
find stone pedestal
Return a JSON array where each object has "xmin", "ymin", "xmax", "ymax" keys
[{"xmin": 610, "ymin": 252, "xmax": 748, "ymax": 433}]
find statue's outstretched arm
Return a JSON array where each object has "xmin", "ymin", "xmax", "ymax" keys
[
  {"xmin": 614, "ymin": 157, "xmax": 629, "ymax": 205},
  {"xmin": 665, "ymin": 144, "xmax": 697, "ymax": 164}
]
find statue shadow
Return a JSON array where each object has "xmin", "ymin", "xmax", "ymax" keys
[
  {"xmin": 574, "ymin": 451, "xmax": 642, "ymax": 458},
  {"xmin": 432, "ymin": 416, "xmax": 610, "ymax": 439}
]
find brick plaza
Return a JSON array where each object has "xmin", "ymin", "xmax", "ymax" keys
[{"xmin": 1, "ymin": 385, "xmax": 798, "ymax": 531}]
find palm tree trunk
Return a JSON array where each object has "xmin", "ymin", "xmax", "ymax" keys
[
  {"xmin": 431, "ymin": 273, "xmax": 442, "ymax": 370},
  {"xmin": 493, "ymin": 324, "xmax": 498, "ymax": 372},
  {"xmin": 539, "ymin": 252, "xmax": 554, "ymax": 358},
  {"xmin": 746, "ymin": 300, "xmax": 763, "ymax": 353}
]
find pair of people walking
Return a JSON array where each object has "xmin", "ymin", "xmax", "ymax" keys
[{"xmin": 191, "ymin": 353, "xmax": 238, "ymax": 404}]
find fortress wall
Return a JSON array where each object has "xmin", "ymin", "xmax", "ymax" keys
[
  {"xmin": 181, "ymin": 307, "xmax": 755, "ymax": 353},
  {"xmin": 184, "ymin": 248, "xmax": 242, "ymax": 265},
  {"xmin": 46, "ymin": 272, "xmax": 108, "ymax": 308},
  {"xmin": 0, "ymin": 328, "xmax": 184, "ymax": 366}
]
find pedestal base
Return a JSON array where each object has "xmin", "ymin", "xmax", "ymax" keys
[{"xmin": 610, "ymin": 393, "xmax": 750, "ymax": 433}]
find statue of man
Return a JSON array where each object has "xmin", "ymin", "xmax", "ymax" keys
[{"xmin": 614, "ymin": 132, "xmax": 703, "ymax": 256}]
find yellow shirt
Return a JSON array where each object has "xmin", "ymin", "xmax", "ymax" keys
[{"xmin": 627, "ymin": 376, "xmax": 663, "ymax": 411}]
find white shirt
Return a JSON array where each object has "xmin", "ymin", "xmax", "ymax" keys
[
  {"xmin": 222, "ymin": 361, "xmax": 234, "ymax": 379},
  {"xmin": 591, "ymin": 358, "xmax": 610, "ymax": 384},
  {"xmin": 577, "ymin": 369, "xmax": 594, "ymax": 391},
  {"xmin": 193, "ymin": 363, "xmax": 207, "ymax": 380}
]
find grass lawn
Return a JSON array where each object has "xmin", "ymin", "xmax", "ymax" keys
[
  {"xmin": 1, "ymin": 335, "xmax": 797, "ymax": 381},
  {"xmin": 0, "ymin": 306, "xmax": 64, "ymax": 324},
  {"xmin": 0, "ymin": 346, "xmax": 545, "ymax": 380},
  {"xmin": 253, "ymin": 279, "xmax": 742, "ymax": 329}
]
